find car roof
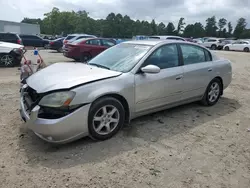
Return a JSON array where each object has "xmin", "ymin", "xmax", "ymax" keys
[
  {"xmin": 68, "ymin": 34, "xmax": 95, "ymax": 36},
  {"xmin": 124, "ymin": 39, "xmax": 190, "ymax": 46},
  {"xmin": 149, "ymin": 35, "xmax": 183, "ymax": 38}
]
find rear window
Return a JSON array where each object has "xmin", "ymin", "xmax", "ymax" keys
[
  {"xmin": 207, "ymin": 39, "xmax": 217, "ymax": 42},
  {"xmin": 167, "ymin": 37, "xmax": 185, "ymax": 41},
  {"xmin": 65, "ymin": 35, "xmax": 76, "ymax": 40},
  {"xmin": 149, "ymin": 36, "xmax": 160, "ymax": 39}
]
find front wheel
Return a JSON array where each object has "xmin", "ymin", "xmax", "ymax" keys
[
  {"xmin": 0, "ymin": 54, "xmax": 15, "ymax": 67},
  {"xmin": 224, "ymin": 46, "xmax": 229, "ymax": 51},
  {"xmin": 57, "ymin": 47, "xmax": 63, "ymax": 53},
  {"xmin": 80, "ymin": 53, "xmax": 92, "ymax": 63},
  {"xmin": 200, "ymin": 78, "xmax": 222, "ymax": 106},
  {"xmin": 88, "ymin": 97, "xmax": 125, "ymax": 141}
]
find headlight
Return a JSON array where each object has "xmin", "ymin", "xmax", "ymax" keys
[{"xmin": 39, "ymin": 91, "xmax": 76, "ymax": 108}]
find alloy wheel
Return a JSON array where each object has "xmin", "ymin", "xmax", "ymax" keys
[
  {"xmin": 0, "ymin": 55, "xmax": 14, "ymax": 67},
  {"xmin": 208, "ymin": 82, "xmax": 220, "ymax": 103},
  {"xmin": 92, "ymin": 105, "xmax": 120, "ymax": 135}
]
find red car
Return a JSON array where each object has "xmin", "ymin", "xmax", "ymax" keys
[{"xmin": 63, "ymin": 38, "xmax": 116, "ymax": 62}]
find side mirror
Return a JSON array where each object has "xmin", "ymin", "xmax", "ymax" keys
[{"xmin": 141, "ymin": 65, "xmax": 160, "ymax": 74}]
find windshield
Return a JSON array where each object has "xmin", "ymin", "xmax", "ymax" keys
[{"xmin": 88, "ymin": 43, "xmax": 152, "ymax": 73}]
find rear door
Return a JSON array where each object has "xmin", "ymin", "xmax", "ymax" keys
[{"xmin": 179, "ymin": 43, "xmax": 214, "ymax": 100}]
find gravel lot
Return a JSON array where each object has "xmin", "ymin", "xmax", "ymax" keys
[{"xmin": 0, "ymin": 50, "xmax": 250, "ymax": 188}]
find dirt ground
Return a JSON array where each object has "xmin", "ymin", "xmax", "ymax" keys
[{"xmin": 0, "ymin": 50, "xmax": 249, "ymax": 188}]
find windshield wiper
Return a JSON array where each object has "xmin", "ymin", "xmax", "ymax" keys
[{"xmin": 89, "ymin": 63, "xmax": 110, "ymax": 70}]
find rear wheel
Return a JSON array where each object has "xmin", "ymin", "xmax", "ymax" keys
[
  {"xmin": 88, "ymin": 97, "xmax": 125, "ymax": 141},
  {"xmin": 0, "ymin": 54, "xmax": 15, "ymax": 67},
  {"xmin": 80, "ymin": 52, "xmax": 92, "ymax": 63},
  {"xmin": 224, "ymin": 46, "xmax": 229, "ymax": 51},
  {"xmin": 201, "ymin": 78, "xmax": 222, "ymax": 106},
  {"xmin": 211, "ymin": 44, "xmax": 217, "ymax": 50},
  {"xmin": 244, "ymin": 47, "xmax": 249, "ymax": 52}
]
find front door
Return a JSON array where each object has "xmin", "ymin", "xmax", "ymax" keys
[
  {"xmin": 135, "ymin": 44, "xmax": 184, "ymax": 113},
  {"xmin": 179, "ymin": 43, "xmax": 214, "ymax": 100}
]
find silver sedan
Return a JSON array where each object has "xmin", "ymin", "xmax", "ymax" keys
[{"xmin": 20, "ymin": 40, "xmax": 232, "ymax": 143}]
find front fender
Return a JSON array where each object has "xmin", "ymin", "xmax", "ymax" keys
[{"xmin": 70, "ymin": 73, "xmax": 135, "ymax": 113}]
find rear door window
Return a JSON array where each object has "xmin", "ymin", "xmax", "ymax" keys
[
  {"xmin": 180, "ymin": 44, "xmax": 206, "ymax": 65},
  {"xmin": 86, "ymin": 39, "xmax": 101, "ymax": 46}
]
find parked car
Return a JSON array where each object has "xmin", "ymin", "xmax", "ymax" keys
[
  {"xmin": 0, "ymin": 32, "xmax": 22, "ymax": 45},
  {"xmin": 0, "ymin": 41, "xmax": 24, "ymax": 67},
  {"xmin": 148, "ymin": 35, "xmax": 186, "ymax": 41},
  {"xmin": 19, "ymin": 34, "xmax": 50, "ymax": 48},
  {"xmin": 63, "ymin": 38, "xmax": 116, "ymax": 62},
  {"xmin": 49, "ymin": 37, "xmax": 65, "ymax": 52},
  {"xmin": 198, "ymin": 38, "xmax": 224, "ymax": 50},
  {"xmin": 63, "ymin": 34, "xmax": 97, "ymax": 45},
  {"xmin": 62, "ymin": 34, "xmax": 97, "ymax": 51},
  {"xmin": 217, "ymin": 39, "xmax": 236, "ymax": 50},
  {"xmin": 20, "ymin": 40, "xmax": 232, "ymax": 143},
  {"xmin": 223, "ymin": 40, "xmax": 250, "ymax": 52}
]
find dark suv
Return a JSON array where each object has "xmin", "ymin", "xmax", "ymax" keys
[
  {"xmin": 0, "ymin": 32, "xmax": 22, "ymax": 44},
  {"xmin": 19, "ymin": 34, "xmax": 50, "ymax": 48}
]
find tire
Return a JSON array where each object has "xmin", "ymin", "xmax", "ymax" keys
[
  {"xmin": 224, "ymin": 46, "xmax": 229, "ymax": 51},
  {"xmin": 243, "ymin": 47, "xmax": 249, "ymax": 52},
  {"xmin": 200, "ymin": 78, "xmax": 222, "ymax": 106},
  {"xmin": 88, "ymin": 97, "xmax": 125, "ymax": 141},
  {"xmin": 57, "ymin": 47, "xmax": 63, "ymax": 53},
  {"xmin": 211, "ymin": 44, "xmax": 217, "ymax": 50},
  {"xmin": 0, "ymin": 53, "xmax": 15, "ymax": 67},
  {"xmin": 80, "ymin": 53, "xmax": 92, "ymax": 63}
]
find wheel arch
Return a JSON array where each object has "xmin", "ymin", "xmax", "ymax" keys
[
  {"xmin": 91, "ymin": 93, "xmax": 130, "ymax": 125},
  {"xmin": 213, "ymin": 76, "xmax": 224, "ymax": 95}
]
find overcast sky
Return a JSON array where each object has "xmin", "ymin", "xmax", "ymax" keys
[{"xmin": 0, "ymin": 0, "xmax": 249, "ymax": 27}]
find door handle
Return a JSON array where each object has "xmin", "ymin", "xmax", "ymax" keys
[
  {"xmin": 208, "ymin": 68, "xmax": 212, "ymax": 72},
  {"xmin": 176, "ymin": 75, "xmax": 183, "ymax": 80}
]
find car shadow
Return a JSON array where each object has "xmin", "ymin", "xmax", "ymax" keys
[
  {"xmin": 18, "ymin": 97, "xmax": 240, "ymax": 169},
  {"xmin": 48, "ymin": 50, "xmax": 61, "ymax": 53}
]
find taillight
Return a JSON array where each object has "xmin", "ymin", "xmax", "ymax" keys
[
  {"xmin": 50, "ymin": 42, "xmax": 54, "ymax": 45},
  {"xmin": 17, "ymin": 39, "xmax": 21, "ymax": 44}
]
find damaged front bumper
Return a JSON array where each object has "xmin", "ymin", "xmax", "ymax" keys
[{"xmin": 19, "ymin": 84, "xmax": 91, "ymax": 144}]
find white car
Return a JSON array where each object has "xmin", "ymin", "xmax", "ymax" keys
[
  {"xmin": 198, "ymin": 38, "xmax": 223, "ymax": 50},
  {"xmin": 0, "ymin": 41, "xmax": 24, "ymax": 67},
  {"xmin": 223, "ymin": 40, "xmax": 250, "ymax": 52}
]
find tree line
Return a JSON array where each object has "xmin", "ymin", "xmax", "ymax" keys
[{"xmin": 21, "ymin": 7, "xmax": 250, "ymax": 39}]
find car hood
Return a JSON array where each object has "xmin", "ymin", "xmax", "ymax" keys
[
  {"xmin": 0, "ymin": 41, "xmax": 24, "ymax": 49},
  {"xmin": 26, "ymin": 62, "xmax": 122, "ymax": 93}
]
